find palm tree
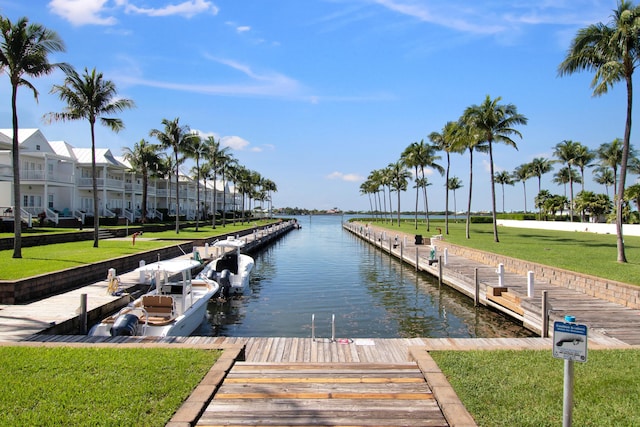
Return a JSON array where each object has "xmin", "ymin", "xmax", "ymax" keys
[
  {"xmin": 388, "ymin": 160, "xmax": 411, "ymax": 226},
  {"xmin": 625, "ymin": 183, "xmax": 640, "ymax": 212},
  {"xmin": 183, "ymin": 131, "xmax": 206, "ymax": 231},
  {"xmin": 553, "ymin": 140, "xmax": 581, "ymax": 221},
  {"xmin": 430, "ymin": 122, "xmax": 462, "ymax": 234},
  {"xmin": 447, "ymin": 177, "xmax": 462, "ymax": 221},
  {"xmin": 451, "ymin": 118, "xmax": 488, "ymax": 239},
  {"xmin": 47, "ymin": 67, "xmax": 134, "ymax": 247},
  {"xmin": 199, "ymin": 161, "xmax": 213, "ymax": 223},
  {"xmin": 0, "ymin": 16, "xmax": 69, "ymax": 258},
  {"xmin": 553, "ymin": 166, "xmax": 582, "ymax": 198},
  {"xmin": 262, "ymin": 179, "xmax": 277, "ymax": 217},
  {"xmin": 535, "ymin": 189, "xmax": 553, "ymax": 220},
  {"xmin": 463, "ymin": 95, "xmax": 528, "ymax": 242},
  {"xmin": 149, "ymin": 118, "xmax": 196, "ymax": 234},
  {"xmin": 219, "ymin": 154, "xmax": 237, "ymax": 227},
  {"xmin": 401, "ymin": 140, "xmax": 443, "ymax": 231},
  {"xmin": 558, "ymin": 0, "xmax": 640, "ymax": 262},
  {"xmin": 122, "ymin": 139, "xmax": 160, "ymax": 223},
  {"xmin": 596, "ymin": 138, "xmax": 625, "ymax": 191},
  {"xmin": 529, "ymin": 157, "xmax": 554, "ymax": 194},
  {"xmin": 593, "ymin": 166, "xmax": 615, "ymax": 196},
  {"xmin": 573, "ymin": 144, "xmax": 596, "ymax": 192},
  {"xmin": 203, "ymin": 136, "xmax": 231, "ymax": 228},
  {"xmin": 513, "ymin": 163, "xmax": 533, "ymax": 213},
  {"xmin": 494, "ymin": 170, "xmax": 514, "ymax": 213}
]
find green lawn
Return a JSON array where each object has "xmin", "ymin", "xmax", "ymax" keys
[
  {"xmin": 430, "ymin": 349, "xmax": 640, "ymax": 427},
  {"xmin": 0, "ymin": 239, "xmax": 181, "ymax": 280},
  {"xmin": 0, "ymin": 220, "xmax": 279, "ymax": 280},
  {"xmin": 0, "ymin": 347, "xmax": 220, "ymax": 426},
  {"xmin": 359, "ymin": 218, "xmax": 640, "ymax": 285}
]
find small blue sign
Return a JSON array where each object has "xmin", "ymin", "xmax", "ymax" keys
[{"xmin": 553, "ymin": 321, "xmax": 588, "ymax": 362}]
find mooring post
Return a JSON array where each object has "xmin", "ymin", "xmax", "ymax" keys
[
  {"xmin": 527, "ymin": 271, "xmax": 535, "ymax": 297},
  {"xmin": 415, "ymin": 247, "xmax": 419, "ymax": 271},
  {"xmin": 80, "ymin": 293, "xmax": 87, "ymax": 334},
  {"xmin": 474, "ymin": 267, "xmax": 479, "ymax": 307},
  {"xmin": 497, "ymin": 263, "xmax": 505, "ymax": 287},
  {"xmin": 541, "ymin": 290, "xmax": 549, "ymax": 338},
  {"xmin": 311, "ymin": 314, "xmax": 316, "ymax": 341},
  {"xmin": 331, "ymin": 314, "xmax": 336, "ymax": 342},
  {"xmin": 444, "ymin": 247, "xmax": 448, "ymax": 265},
  {"xmin": 438, "ymin": 255, "xmax": 443, "ymax": 286}
]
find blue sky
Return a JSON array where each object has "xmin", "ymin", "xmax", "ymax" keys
[{"xmin": 0, "ymin": 1, "xmax": 634, "ymax": 212}]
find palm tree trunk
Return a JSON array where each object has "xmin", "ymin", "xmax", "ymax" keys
[
  {"xmin": 11, "ymin": 85, "xmax": 22, "ymax": 258},
  {"xmin": 414, "ymin": 166, "xmax": 418, "ymax": 230},
  {"xmin": 142, "ymin": 170, "xmax": 148, "ymax": 224},
  {"xmin": 174, "ymin": 150, "xmax": 180, "ymax": 234},
  {"xmin": 466, "ymin": 149, "xmax": 473, "ymax": 239},
  {"xmin": 489, "ymin": 141, "xmax": 499, "ymax": 243},
  {"xmin": 90, "ymin": 122, "xmax": 100, "ymax": 248},
  {"xmin": 445, "ymin": 154, "xmax": 450, "ymax": 234},
  {"xmin": 616, "ymin": 75, "xmax": 633, "ymax": 263},
  {"xmin": 195, "ymin": 158, "xmax": 200, "ymax": 231}
]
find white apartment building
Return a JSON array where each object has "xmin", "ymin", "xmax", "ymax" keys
[{"xmin": 0, "ymin": 129, "xmax": 238, "ymax": 227}]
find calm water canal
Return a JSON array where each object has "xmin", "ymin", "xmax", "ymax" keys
[{"xmin": 196, "ymin": 215, "xmax": 534, "ymax": 339}]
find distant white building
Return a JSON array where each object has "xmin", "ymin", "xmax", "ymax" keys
[{"xmin": 0, "ymin": 129, "xmax": 240, "ymax": 226}]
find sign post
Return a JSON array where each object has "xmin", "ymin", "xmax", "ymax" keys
[{"xmin": 553, "ymin": 315, "xmax": 588, "ymax": 427}]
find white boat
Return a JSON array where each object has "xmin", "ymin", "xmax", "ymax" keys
[
  {"xmin": 202, "ymin": 236, "xmax": 255, "ymax": 297},
  {"xmin": 89, "ymin": 258, "xmax": 219, "ymax": 337}
]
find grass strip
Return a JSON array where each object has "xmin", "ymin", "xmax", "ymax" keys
[
  {"xmin": 0, "ymin": 220, "xmax": 278, "ymax": 280},
  {"xmin": 359, "ymin": 219, "xmax": 640, "ymax": 285},
  {"xmin": 430, "ymin": 349, "xmax": 640, "ymax": 427},
  {"xmin": 0, "ymin": 240, "xmax": 179, "ymax": 280},
  {"xmin": 0, "ymin": 346, "xmax": 220, "ymax": 426}
]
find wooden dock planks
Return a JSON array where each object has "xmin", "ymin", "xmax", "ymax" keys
[{"xmin": 198, "ymin": 362, "xmax": 447, "ymax": 427}]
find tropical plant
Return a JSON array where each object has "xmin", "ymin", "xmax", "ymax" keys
[
  {"xmin": 463, "ymin": 95, "xmax": 527, "ymax": 242},
  {"xmin": 625, "ymin": 183, "xmax": 640, "ymax": 211},
  {"xmin": 447, "ymin": 176, "xmax": 463, "ymax": 221},
  {"xmin": 528, "ymin": 157, "xmax": 554, "ymax": 194},
  {"xmin": 149, "ymin": 118, "xmax": 196, "ymax": 234},
  {"xmin": 122, "ymin": 139, "xmax": 161, "ymax": 223},
  {"xmin": 593, "ymin": 166, "xmax": 615, "ymax": 196},
  {"xmin": 573, "ymin": 144, "xmax": 596, "ymax": 192},
  {"xmin": 553, "ymin": 165, "xmax": 582, "ymax": 198},
  {"xmin": 494, "ymin": 170, "xmax": 514, "ymax": 213},
  {"xmin": 553, "ymin": 140, "xmax": 582, "ymax": 221},
  {"xmin": 558, "ymin": 0, "xmax": 640, "ymax": 262},
  {"xmin": 47, "ymin": 67, "xmax": 134, "ymax": 247},
  {"xmin": 535, "ymin": 189, "xmax": 553, "ymax": 220},
  {"xmin": 451, "ymin": 118, "xmax": 488, "ymax": 239},
  {"xmin": 0, "ymin": 16, "xmax": 69, "ymax": 258},
  {"xmin": 183, "ymin": 131, "xmax": 206, "ymax": 230},
  {"xmin": 512, "ymin": 163, "xmax": 533, "ymax": 213},
  {"xmin": 388, "ymin": 160, "xmax": 411, "ymax": 226},
  {"xmin": 430, "ymin": 121, "xmax": 462, "ymax": 234},
  {"xmin": 401, "ymin": 140, "xmax": 443, "ymax": 231}
]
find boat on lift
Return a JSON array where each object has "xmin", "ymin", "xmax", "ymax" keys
[
  {"xmin": 89, "ymin": 258, "xmax": 219, "ymax": 337},
  {"xmin": 200, "ymin": 236, "xmax": 254, "ymax": 298}
]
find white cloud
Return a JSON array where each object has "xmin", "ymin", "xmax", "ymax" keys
[
  {"xmin": 327, "ymin": 171, "xmax": 364, "ymax": 182},
  {"xmin": 48, "ymin": 0, "xmax": 117, "ymax": 26},
  {"xmin": 236, "ymin": 26, "xmax": 251, "ymax": 33},
  {"xmin": 221, "ymin": 135, "xmax": 250, "ymax": 150},
  {"xmin": 48, "ymin": 0, "xmax": 218, "ymax": 26},
  {"xmin": 121, "ymin": 0, "xmax": 218, "ymax": 18}
]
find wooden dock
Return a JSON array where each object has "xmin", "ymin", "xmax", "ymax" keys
[{"xmin": 344, "ymin": 222, "xmax": 640, "ymax": 346}]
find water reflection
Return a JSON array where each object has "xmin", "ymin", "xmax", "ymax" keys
[{"xmin": 196, "ymin": 215, "xmax": 535, "ymax": 338}]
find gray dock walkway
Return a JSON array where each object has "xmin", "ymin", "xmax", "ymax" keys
[{"xmin": 344, "ymin": 222, "xmax": 640, "ymax": 346}]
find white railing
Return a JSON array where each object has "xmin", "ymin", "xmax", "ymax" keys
[
  {"xmin": 74, "ymin": 210, "xmax": 86, "ymax": 224},
  {"xmin": 102, "ymin": 207, "xmax": 115, "ymax": 217},
  {"xmin": 45, "ymin": 207, "xmax": 59, "ymax": 225},
  {"xmin": 123, "ymin": 209, "xmax": 135, "ymax": 222},
  {"xmin": 21, "ymin": 207, "xmax": 33, "ymax": 228}
]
